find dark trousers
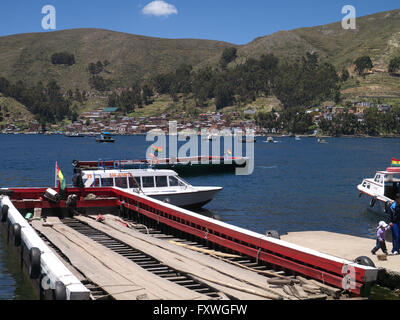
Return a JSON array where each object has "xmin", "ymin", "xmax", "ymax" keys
[
  {"xmin": 372, "ymin": 239, "xmax": 388, "ymax": 254},
  {"xmin": 392, "ymin": 223, "xmax": 400, "ymax": 253}
]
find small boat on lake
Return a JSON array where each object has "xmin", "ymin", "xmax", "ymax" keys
[
  {"xmin": 96, "ymin": 132, "xmax": 115, "ymax": 143},
  {"xmin": 65, "ymin": 133, "xmax": 85, "ymax": 138},
  {"xmin": 357, "ymin": 159, "xmax": 400, "ymax": 215},
  {"xmin": 317, "ymin": 138, "xmax": 328, "ymax": 144}
]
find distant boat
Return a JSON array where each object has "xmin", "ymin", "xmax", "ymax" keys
[
  {"xmin": 266, "ymin": 136, "xmax": 274, "ymax": 143},
  {"xmin": 317, "ymin": 138, "xmax": 328, "ymax": 144},
  {"xmin": 65, "ymin": 133, "xmax": 85, "ymax": 138},
  {"xmin": 96, "ymin": 132, "xmax": 115, "ymax": 143},
  {"xmin": 295, "ymin": 136, "xmax": 301, "ymax": 141}
]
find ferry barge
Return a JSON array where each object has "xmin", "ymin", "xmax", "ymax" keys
[
  {"xmin": 0, "ymin": 185, "xmax": 378, "ymax": 300},
  {"xmin": 76, "ymin": 156, "xmax": 249, "ymax": 177}
]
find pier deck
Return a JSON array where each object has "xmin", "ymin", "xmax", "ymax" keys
[
  {"xmin": 30, "ymin": 215, "xmax": 320, "ymax": 300},
  {"xmin": 282, "ymin": 231, "xmax": 400, "ymax": 272}
]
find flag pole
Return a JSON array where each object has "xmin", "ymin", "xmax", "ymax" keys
[{"xmin": 55, "ymin": 161, "xmax": 58, "ymax": 188}]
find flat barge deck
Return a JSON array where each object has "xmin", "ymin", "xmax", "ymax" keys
[{"xmin": 0, "ymin": 187, "xmax": 378, "ymax": 300}]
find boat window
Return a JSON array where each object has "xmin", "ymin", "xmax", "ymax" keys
[
  {"xmin": 101, "ymin": 178, "xmax": 114, "ymax": 187},
  {"xmin": 142, "ymin": 176, "xmax": 155, "ymax": 188},
  {"xmin": 168, "ymin": 176, "xmax": 179, "ymax": 187},
  {"xmin": 128, "ymin": 177, "xmax": 141, "ymax": 188},
  {"xmin": 156, "ymin": 176, "xmax": 168, "ymax": 188},
  {"xmin": 115, "ymin": 177, "xmax": 128, "ymax": 189},
  {"xmin": 91, "ymin": 178, "xmax": 100, "ymax": 187},
  {"xmin": 374, "ymin": 175, "xmax": 384, "ymax": 184}
]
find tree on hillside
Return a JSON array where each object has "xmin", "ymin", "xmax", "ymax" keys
[
  {"xmin": 341, "ymin": 68, "xmax": 350, "ymax": 82},
  {"xmin": 388, "ymin": 57, "xmax": 400, "ymax": 75},
  {"xmin": 354, "ymin": 56, "xmax": 373, "ymax": 76},
  {"xmin": 88, "ymin": 61, "xmax": 104, "ymax": 75},
  {"xmin": 214, "ymin": 82, "xmax": 234, "ymax": 110},
  {"xmin": 89, "ymin": 75, "xmax": 112, "ymax": 92},
  {"xmin": 51, "ymin": 52, "xmax": 75, "ymax": 66},
  {"xmin": 220, "ymin": 47, "xmax": 238, "ymax": 70}
]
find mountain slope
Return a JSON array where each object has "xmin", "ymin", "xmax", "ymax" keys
[
  {"xmin": 0, "ymin": 28, "xmax": 236, "ymax": 90},
  {"xmin": 239, "ymin": 9, "xmax": 400, "ymax": 69}
]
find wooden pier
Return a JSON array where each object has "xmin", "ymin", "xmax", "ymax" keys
[{"xmin": 0, "ymin": 187, "xmax": 379, "ymax": 300}]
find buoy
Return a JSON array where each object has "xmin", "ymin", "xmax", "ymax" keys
[
  {"xmin": 1, "ymin": 205, "xmax": 9, "ymax": 222},
  {"xmin": 354, "ymin": 256, "xmax": 376, "ymax": 268},
  {"xmin": 29, "ymin": 247, "xmax": 41, "ymax": 279},
  {"xmin": 13, "ymin": 223, "xmax": 21, "ymax": 247},
  {"xmin": 54, "ymin": 281, "xmax": 67, "ymax": 300},
  {"xmin": 266, "ymin": 230, "xmax": 280, "ymax": 240}
]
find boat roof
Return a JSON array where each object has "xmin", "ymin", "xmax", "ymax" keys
[
  {"xmin": 377, "ymin": 168, "xmax": 400, "ymax": 175},
  {"xmin": 82, "ymin": 168, "xmax": 179, "ymax": 176}
]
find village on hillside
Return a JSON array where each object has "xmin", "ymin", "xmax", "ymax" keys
[{"xmin": 0, "ymin": 100, "xmax": 393, "ymax": 136}]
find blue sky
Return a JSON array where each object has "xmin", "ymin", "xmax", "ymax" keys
[{"xmin": 0, "ymin": 0, "xmax": 399, "ymax": 44}]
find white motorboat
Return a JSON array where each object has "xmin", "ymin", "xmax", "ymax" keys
[
  {"xmin": 357, "ymin": 166, "xmax": 400, "ymax": 215},
  {"xmin": 77, "ymin": 168, "xmax": 223, "ymax": 209}
]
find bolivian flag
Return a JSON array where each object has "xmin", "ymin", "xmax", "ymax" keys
[
  {"xmin": 392, "ymin": 158, "xmax": 400, "ymax": 167},
  {"xmin": 152, "ymin": 146, "xmax": 163, "ymax": 153},
  {"xmin": 56, "ymin": 163, "xmax": 66, "ymax": 192}
]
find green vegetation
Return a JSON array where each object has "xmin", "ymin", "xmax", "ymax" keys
[
  {"xmin": 354, "ymin": 56, "xmax": 373, "ymax": 76},
  {"xmin": 0, "ymin": 78, "xmax": 74, "ymax": 125},
  {"xmin": 151, "ymin": 52, "xmax": 340, "ymax": 111},
  {"xmin": 388, "ymin": 56, "xmax": 400, "ymax": 74},
  {"xmin": 51, "ymin": 52, "xmax": 75, "ymax": 66}
]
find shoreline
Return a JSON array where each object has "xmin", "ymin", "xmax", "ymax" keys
[{"xmin": 1, "ymin": 132, "xmax": 400, "ymax": 139}]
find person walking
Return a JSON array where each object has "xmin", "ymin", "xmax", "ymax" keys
[{"xmin": 371, "ymin": 221, "xmax": 391, "ymax": 255}]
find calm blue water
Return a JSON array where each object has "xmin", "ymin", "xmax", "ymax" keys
[{"xmin": 0, "ymin": 134, "xmax": 399, "ymax": 299}]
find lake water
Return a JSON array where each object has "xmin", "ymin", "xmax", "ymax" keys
[{"xmin": 0, "ymin": 134, "xmax": 399, "ymax": 299}]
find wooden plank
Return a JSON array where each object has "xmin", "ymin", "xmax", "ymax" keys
[
  {"xmin": 32, "ymin": 220, "xmax": 150, "ymax": 300},
  {"xmin": 77, "ymin": 215, "xmax": 295, "ymax": 300},
  {"xmin": 308, "ymin": 280, "xmax": 343, "ymax": 299},
  {"xmin": 53, "ymin": 220, "xmax": 207, "ymax": 300},
  {"xmin": 33, "ymin": 219, "xmax": 206, "ymax": 300}
]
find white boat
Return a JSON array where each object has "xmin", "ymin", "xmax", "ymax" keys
[
  {"xmin": 78, "ymin": 168, "xmax": 223, "ymax": 209},
  {"xmin": 357, "ymin": 167, "xmax": 400, "ymax": 215}
]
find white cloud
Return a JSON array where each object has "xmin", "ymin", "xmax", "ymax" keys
[{"xmin": 142, "ymin": 1, "xmax": 178, "ymax": 17}]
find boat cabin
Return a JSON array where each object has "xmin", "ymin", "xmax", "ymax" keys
[
  {"xmin": 81, "ymin": 169, "xmax": 190, "ymax": 192},
  {"xmin": 361, "ymin": 168, "xmax": 400, "ymax": 200}
]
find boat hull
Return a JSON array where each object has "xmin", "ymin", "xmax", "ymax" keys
[{"xmin": 146, "ymin": 187, "xmax": 222, "ymax": 209}]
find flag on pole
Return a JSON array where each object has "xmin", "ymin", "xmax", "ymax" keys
[
  {"xmin": 56, "ymin": 162, "xmax": 66, "ymax": 192},
  {"xmin": 392, "ymin": 158, "xmax": 400, "ymax": 167}
]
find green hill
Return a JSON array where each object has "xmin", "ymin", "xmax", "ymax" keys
[{"xmin": 0, "ymin": 28, "xmax": 235, "ymax": 90}]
